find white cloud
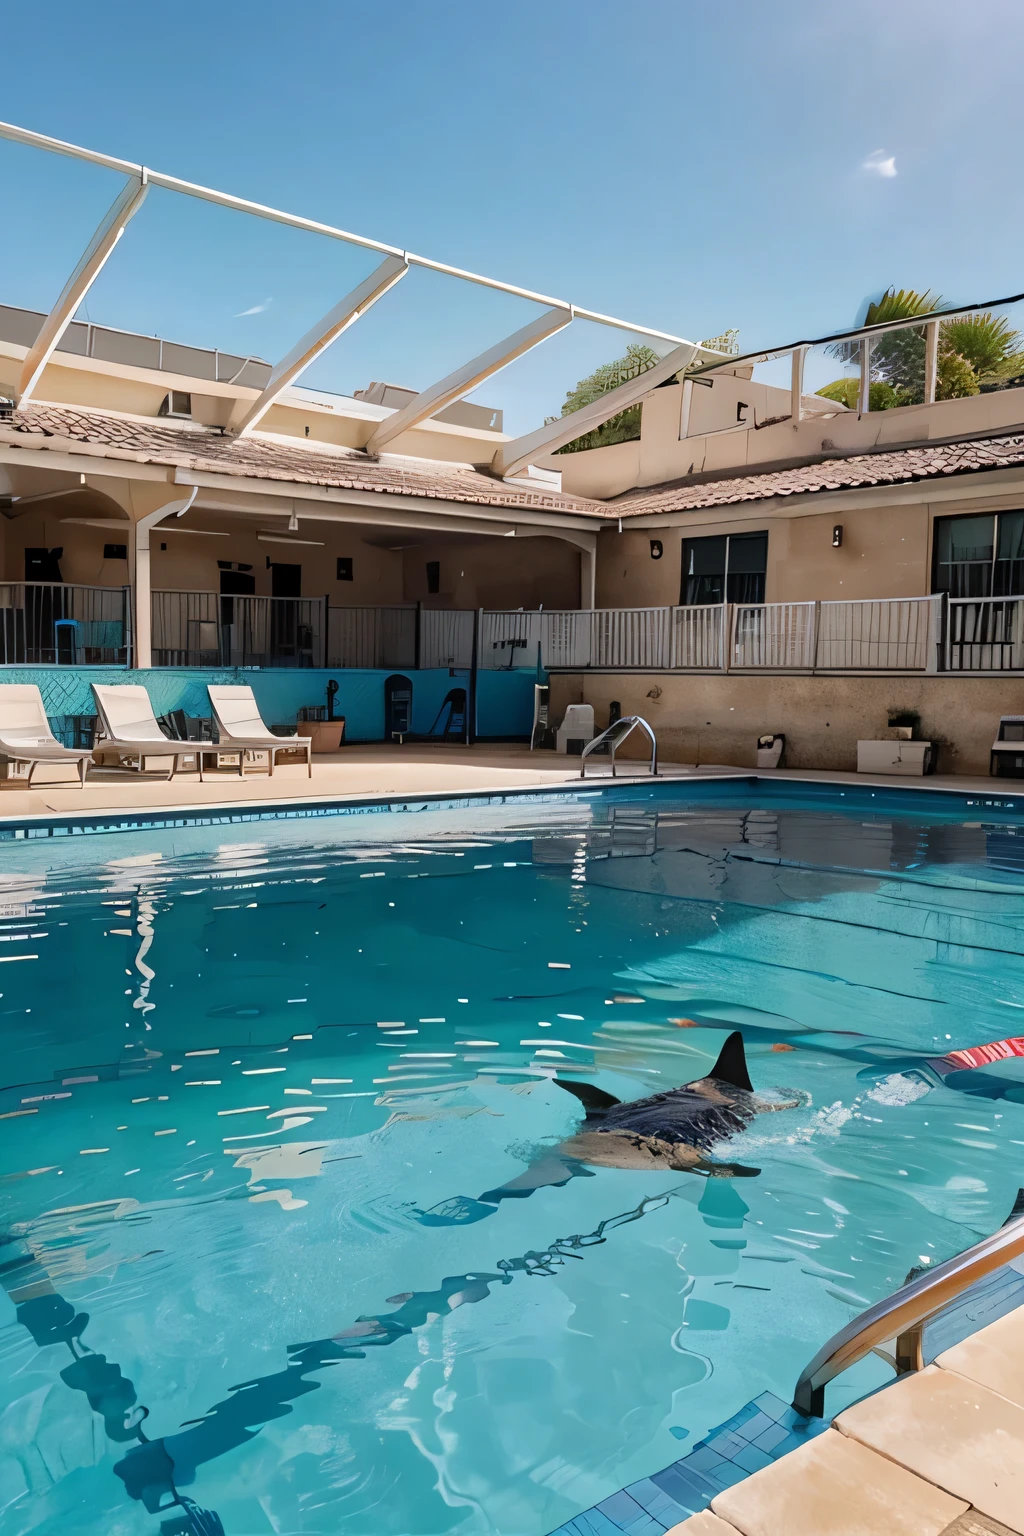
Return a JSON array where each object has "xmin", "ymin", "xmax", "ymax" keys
[
  {"xmin": 862, "ymin": 149, "xmax": 897, "ymax": 179},
  {"xmin": 235, "ymin": 297, "xmax": 272, "ymax": 317}
]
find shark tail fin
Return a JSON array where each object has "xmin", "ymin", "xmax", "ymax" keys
[
  {"xmin": 709, "ymin": 1031, "xmax": 752, "ymax": 1092},
  {"xmin": 553, "ymin": 1079, "xmax": 621, "ymax": 1114}
]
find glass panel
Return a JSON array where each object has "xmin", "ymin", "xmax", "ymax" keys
[
  {"xmin": 725, "ymin": 532, "xmax": 767, "ymax": 604},
  {"xmin": 933, "ymin": 514, "xmax": 995, "ymax": 597},
  {"xmin": 681, "ymin": 535, "xmax": 726, "ymax": 605},
  {"xmin": 994, "ymin": 511, "xmax": 1024, "ymax": 597}
]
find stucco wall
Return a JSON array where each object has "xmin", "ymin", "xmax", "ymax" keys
[
  {"xmin": 548, "ymin": 671, "xmax": 1024, "ymax": 776},
  {"xmin": 595, "ymin": 503, "xmax": 933, "ymax": 608},
  {"xmin": 401, "ymin": 534, "xmax": 581, "ymax": 610}
]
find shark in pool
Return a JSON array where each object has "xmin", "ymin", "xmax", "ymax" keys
[{"xmin": 417, "ymin": 1032, "xmax": 800, "ymax": 1226}]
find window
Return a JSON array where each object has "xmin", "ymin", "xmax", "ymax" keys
[
  {"xmin": 680, "ymin": 531, "xmax": 767, "ymax": 605},
  {"xmin": 103, "ymin": 543, "xmax": 127, "ymax": 561},
  {"xmin": 933, "ymin": 512, "xmax": 1024, "ymax": 598},
  {"xmin": 426, "ymin": 560, "xmax": 440, "ymax": 595},
  {"xmin": 336, "ymin": 557, "xmax": 353, "ymax": 581}
]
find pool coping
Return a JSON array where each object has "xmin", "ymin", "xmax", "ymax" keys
[{"xmin": 1, "ymin": 767, "xmax": 1023, "ymax": 840}]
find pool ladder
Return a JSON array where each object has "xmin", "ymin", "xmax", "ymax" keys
[
  {"xmin": 793, "ymin": 1194, "xmax": 1024, "ymax": 1417},
  {"xmin": 580, "ymin": 716, "xmax": 658, "ymax": 779}
]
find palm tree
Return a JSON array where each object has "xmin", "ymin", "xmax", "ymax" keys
[{"xmin": 817, "ymin": 287, "xmax": 1023, "ymax": 408}]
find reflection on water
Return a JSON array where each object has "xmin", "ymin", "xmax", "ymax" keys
[{"xmin": 1, "ymin": 785, "xmax": 1024, "ymax": 1534}]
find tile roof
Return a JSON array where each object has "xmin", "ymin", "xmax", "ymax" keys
[
  {"xmin": 0, "ymin": 403, "xmax": 606, "ymax": 519},
  {"xmin": 612, "ymin": 431, "xmax": 1024, "ymax": 517}
]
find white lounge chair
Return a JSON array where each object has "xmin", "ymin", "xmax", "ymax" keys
[
  {"xmin": 207, "ymin": 685, "xmax": 312, "ymax": 778},
  {"xmin": 91, "ymin": 684, "xmax": 201, "ymax": 780},
  {"xmin": 0, "ymin": 684, "xmax": 92, "ymax": 787}
]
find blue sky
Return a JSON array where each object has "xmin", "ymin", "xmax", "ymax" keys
[{"xmin": 1, "ymin": 0, "xmax": 1023, "ymax": 433}]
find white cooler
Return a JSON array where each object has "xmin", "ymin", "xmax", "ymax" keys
[{"xmin": 857, "ymin": 739, "xmax": 933, "ymax": 776}]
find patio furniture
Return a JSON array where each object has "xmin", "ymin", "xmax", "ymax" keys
[
  {"xmin": 0, "ymin": 684, "xmax": 92, "ymax": 787},
  {"xmin": 555, "ymin": 703, "xmax": 595, "ymax": 755},
  {"xmin": 91, "ymin": 684, "xmax": 202, "ymax": 780},
  {"xmin": 206, "ymin": 685, "xmax": 313, "ymax": 777},
  {"xmin": 991, "ymin": 715, "xmax": 1024, "ymax": 778}
]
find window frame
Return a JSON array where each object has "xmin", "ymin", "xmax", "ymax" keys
[
  {"xmin": 932, "ymin": 510, "xmax": 1024, "ymax": 599},
  {"xmin": 679, "ymin": 530, "xmax": 768, "ymax": 607}
]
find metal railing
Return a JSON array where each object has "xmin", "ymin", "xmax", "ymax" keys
[
  {"xmin": 792, "ymin": 1211, "xmax": 1024, "ymax": 1417},
  {"xmin": 818, "ymin": 595, "xmax": 941, "ymax": 671},
  {"xmin": 946, "ymin": 596, "xmax": 1024, "ymax": 672},
  {"xmin": 732, "ymin": 601, "xmax": 817, "ymax": 669},
  {"xmin": 327, "ymin": 605, "xmax": 417, "ymax": 669},
  {"xmin": 136, "ymin": 591, "xmax": 1024, "ymax": 674},
  {"xmin": 152, "ymin": 591, "xmax": 324, "ymax": 668},
  {"xmin": 581, "ymin": 715, "xmax": 658, "ymax": 778},
  {"xmin": 0, "ymin": 582, "xmax": 130, "ymax": 665}
]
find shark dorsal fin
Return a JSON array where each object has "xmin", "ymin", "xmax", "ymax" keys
[
  {"xmin": 553, "ymin": 1079, "xmax": 621, "ymax": 1114},
  {"xmin": 708, "ymin": 1031, "xmax": 752, "ymax": 1092}
]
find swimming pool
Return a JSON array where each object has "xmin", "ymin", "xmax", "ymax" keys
[{"xmin": 2, "ymin": 778, "xmax": 1024, "ymax": 1535}]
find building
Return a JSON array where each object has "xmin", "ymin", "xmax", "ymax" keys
[{"xmin": 2, "ymin": 118, "xmax": 1023, "ymax": 773}]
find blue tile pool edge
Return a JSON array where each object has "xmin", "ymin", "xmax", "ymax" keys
[{"xmin": 1, "ymin": 771, "xmax": 1024, "ymax": 841}]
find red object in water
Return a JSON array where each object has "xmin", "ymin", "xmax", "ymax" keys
[{"xmin": 942, "ymin": 1035, "xmax": 1024, "ymax": 1071}]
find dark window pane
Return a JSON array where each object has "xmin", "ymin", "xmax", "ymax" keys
[
  {"xmin": 727, "ymin": 569, "xmax": 766, "ymax": 604},
  {"xmin": 725, "ymin": 532, "xmax": 767, "ymax": 604},
  {"xmin": 681, "ymin": 536, "xmax": 726, "ymax": 605},
  {"xmin": 995, "ymin": 511, "xmax": 1024, "ymax": 596},
  {"xmin": 933, "ymin": 513, "xmax": 994, "ymax": 597},
  {"xmin": 426, "ymin": 561, "xmax": 440, "ymax": 595},
  {"xmin": 726, "ymin": 532, "xmax": 768, "ymax": 574}
]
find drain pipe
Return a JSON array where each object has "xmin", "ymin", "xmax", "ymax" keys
[{"xmin": 132, "ymin": 486, "xmax": 197, "ymax": 668}]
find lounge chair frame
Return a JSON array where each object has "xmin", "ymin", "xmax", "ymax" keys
[{"xmin": 0, "ymin": 684, "xmax": 93, "ymax": 788}]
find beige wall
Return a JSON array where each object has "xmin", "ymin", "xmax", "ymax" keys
[
  {"xmin": 596, "ymin": 508, "xmax": 934, "ymax": 608},
  {"xmin": 401, "ymin": 535, "xmax": 581, "ymax": 609},
  {"xmin": 594, "ymin": 487, "xmax": 1024, "ymax": 608},
  {"xmin": 550, "ymin": 372, "xmax": 1024, "ymax": 499},
  {"xmin": 550, "ymin": 671, "xmax": 1023, "ymax": 777}
]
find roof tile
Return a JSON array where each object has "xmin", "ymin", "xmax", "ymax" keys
[
  {"xmin": 1, "ymin": 403, "xmax": 606, "ymax": 518},
  {"xmin": 612, "ymin": 433, "xmax": 1024, "ymax": 516}
]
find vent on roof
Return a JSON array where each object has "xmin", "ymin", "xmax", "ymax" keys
[{"xmin": 158, "ymin": 391, "xmax": 193, "ymax": 420}]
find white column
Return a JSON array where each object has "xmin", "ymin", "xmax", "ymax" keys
[
  {"xmin": 132, "ymin": 488, "xmax": 197, "ymax": 668},
  {"xmin": 580, "ymin": 542, "xmax": 596, "ymax": 609}
]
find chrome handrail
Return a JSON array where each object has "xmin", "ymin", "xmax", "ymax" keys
[
  {"xmin": 580, "ymin": 715, "xmax": 658, "ymax": 779},
  {"xmin": 792, "ymin": 1210, "xmax": 1024, "ymax": 1418}
]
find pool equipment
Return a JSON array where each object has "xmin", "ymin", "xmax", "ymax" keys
[{"xmin": 383, "ymin": 672, "xmax": 413, "ymax": 742}]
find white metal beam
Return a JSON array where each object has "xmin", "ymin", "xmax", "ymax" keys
[
  {"xmin": 859, "ymin": 336, "xmax": 872, "ymax": 414},
  {"xmin": 492, "ymin": 340, "xmax": 699, "ymax": 480},
  {"xmin": 924, "ymin": 320, "xmax": 940, "ymax": 404},
  {"xmin": 18, "ymin": 174, "xmax": 149, "ymax": 404},
  {"xmin": 790, "ymin": 345, "xmax": 807, "ymax": 423},
  {"xmin": 228, "ymin": 255, "xmax": 409, "ymax": 437},
  {"xmin": 0, "ymin": 119, "xmax": 714, "ymax": 351},
  {"xmin": 364, "ymin": 306, "xmax": 572, "ymax": 455}
]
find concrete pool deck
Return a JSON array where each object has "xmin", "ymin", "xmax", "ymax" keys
[
  {"xmin": 0, "ymin": 743, "xmax": 1015, "ymax": 822},
  {"xmin": 667, "ymin": 1302, "xmax": 1024, "ymax": 1536}
]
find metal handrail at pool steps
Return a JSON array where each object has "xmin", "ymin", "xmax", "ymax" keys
[{"xmin": 549, "ymin": 1204, "xmax": 1024, "ymax": 1536}]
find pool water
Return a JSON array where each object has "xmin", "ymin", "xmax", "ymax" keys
[{"xmin": 2, "ymin": 782, "xmax": 1024, "ymax": 1535}]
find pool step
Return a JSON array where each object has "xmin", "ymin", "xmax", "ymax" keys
[{"xmin": 547, "ymin": 1391, "xmax": 828, "ymax": 1536}]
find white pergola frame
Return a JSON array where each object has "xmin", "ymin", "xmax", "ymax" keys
[
  {"xmin": 228, "ymin": 255, "xmax": 409, "ymax": 436},
  {"xmin": 0, "ymin": 119, "xmax": 728, "ymax": 468},
  {"xmin": 18, "ymin": 173, "xmax": 150, "ymax": 405}
]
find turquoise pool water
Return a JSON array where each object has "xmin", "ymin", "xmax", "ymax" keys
[{"xmin": 2, "ymin": 781, "xmax": 1024, "ymax": 1535}]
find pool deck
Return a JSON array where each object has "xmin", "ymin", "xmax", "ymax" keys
[
  {"xmin": 666, "ymin": 1301, "xmax": 1024, "ymax": 1536},
  {"xmin": 0, "ymin": 744, "xmax": 1014, "ymax": 823}
]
